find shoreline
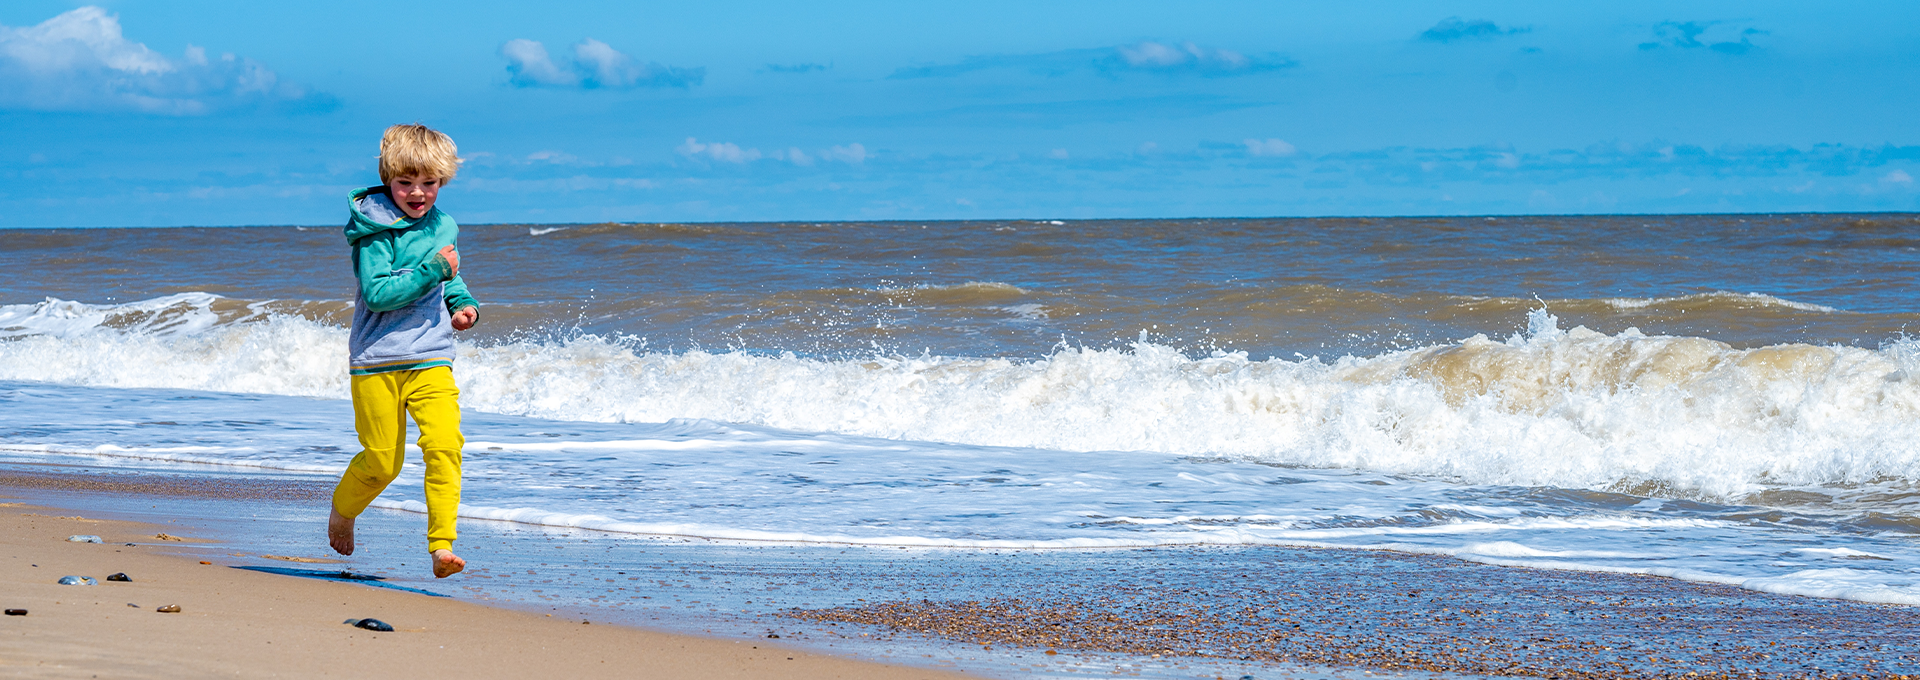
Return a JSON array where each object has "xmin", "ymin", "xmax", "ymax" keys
[
  {"xmin": 11, "ymin": 465, "xmax": 1920, "ymax": 679},
  {"xmin": 0, "ymin": 493, "xmax": 974, "ymax": 679}
]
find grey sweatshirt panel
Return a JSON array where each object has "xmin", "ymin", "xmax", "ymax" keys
[
  {"xmin": 347, "ymin": 193, "xmax": 456, "ymax": 370},
  {"xmin": 349, "ymin": 279, "xmax": 454, "ymax": 369}
]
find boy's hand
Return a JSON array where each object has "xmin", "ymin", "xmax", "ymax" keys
[
  {"xmin": 437, "ymin": 245, "xmax": 460, "ymax": 277},
  {"xmin": 452, "ymin": 306, "xmax": 478, "ymax": 331}
]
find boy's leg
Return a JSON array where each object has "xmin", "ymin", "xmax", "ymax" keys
[
  {"xmin": 403, "ymin": 366, "xmax": 465, "ymax": 576},
  {"xmin": 329, "ymin": 373, "xmax": 410, "ymax": 555}
]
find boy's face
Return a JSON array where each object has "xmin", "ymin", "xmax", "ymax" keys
[{"xmin": 387, "ymin": 174, "xmax": 443, "ymax": 219}]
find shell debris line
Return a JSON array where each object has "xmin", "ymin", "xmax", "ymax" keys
[{"xmin": 783, "ymin": 547, "xmax": 1920, "ymax": 679}]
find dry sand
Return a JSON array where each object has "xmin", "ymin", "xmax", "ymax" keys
[{"xmin": 0, "ymin": 500, "xmax": 972, "ymax": 679}]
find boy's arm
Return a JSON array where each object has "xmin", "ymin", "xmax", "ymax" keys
[
  {"xmin": 444, "ymin": 274, "xmax": 479, "ymax": 314},
  {"xmin": 355, "ymin": 235, "xmax": 456, "ymax": 313}
]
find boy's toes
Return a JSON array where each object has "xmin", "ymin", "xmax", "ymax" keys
[
  {"xmin": 432, "ymin": 549, "xmax": 466, "ymax": 578},
  {"xmin": 327, "ymin": 509, "xmax": 356, "ymax": 556}
]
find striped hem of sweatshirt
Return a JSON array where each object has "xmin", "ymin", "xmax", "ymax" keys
[{"xmin": 348, "ymin": 358, "xmax": 453, "ymax": 376}]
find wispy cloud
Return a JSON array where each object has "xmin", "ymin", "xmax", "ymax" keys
[
  {"xmin": 1419, "ymin": 17, "xmax": 1531, "ymax": 43},
  {"xmin": 1106, "ymin": 41, "xmax": 1291, "ymax": 75},
  {"xmin": 825, "ymin": 143, "xmax": 867, "ymax": 164},
  {"xmin": 761, "ymin": 62, "xmax": 829, "ymax": 74},
  {"xmin": 889, "ymin": 41, "xmax": 1292, "ymax": 80},
  {"xmin": 1244, "ymin": 138, "xmax": 1297, "ymax": 157},
  {"xmin": 501, "ymin": 38, "xmax": 703, "ymax": 89},
  {"xmin": 677, "ymin": 138, "xmax": 760, "ymax": 163},
  {"xmin": 676, "ymin": 139, "xmax": 867, "ymax": 166},
  {"xmin": 0, "ymin": 6, "xmax": 326, "ymax": 114},
  {"xmin": 1639, "ymin": 21, "xmax": 1767, "ymax": 55},
  {"xmin": 1316, "ymin": 141, "xmax": 1920, "ymax": 186}
]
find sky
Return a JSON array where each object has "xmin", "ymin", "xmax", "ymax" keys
[{"xmin": 1, "ymin": 1, "xmax": 1917, "ymax": 227}]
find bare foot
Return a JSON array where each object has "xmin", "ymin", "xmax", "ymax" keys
[
  {"xmin": 431, "ymin": 548, "xmax": 466, "ymax": 578},
  {"xmin": 327, "ymin": 508, "xmax": 355, "ymax": 556}
]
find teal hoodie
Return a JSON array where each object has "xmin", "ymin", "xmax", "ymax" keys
[{"xmin": 344, "ymin": 186, "xmax": 479, "ymax": 375}]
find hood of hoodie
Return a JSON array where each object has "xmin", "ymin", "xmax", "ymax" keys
[{"xmin": 346, "ymin": 185, "xmax": 444, "ymax": 244}]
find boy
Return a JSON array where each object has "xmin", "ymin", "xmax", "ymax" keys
[{"xmin": 326, "ymin": 123, "xmax": 480, "ymax": 579}]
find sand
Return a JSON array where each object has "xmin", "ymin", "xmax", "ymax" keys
[{"xmin": 0, "ymin": 500, "xmax": 972, "ymax": 679}]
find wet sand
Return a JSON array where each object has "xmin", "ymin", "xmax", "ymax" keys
[
  {"xmin": 9, "ymin": 465, "xmax": 1920, "ymax": 680},
  {"xmin": 787, "ymin": 546, "xmax": 1920, "ymax": 679},
  {"xmin": 0, "ymin": 497, "xmax": 971, "ymax": 679}
]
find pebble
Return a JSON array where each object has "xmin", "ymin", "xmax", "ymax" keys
[
  {"xmin": 345, "ymin": 618, "xmax": 394, "ymax": 632},
  {"xmin": 56, "ymin": 575, "xmax": 96, "ymax": 586},
  {"xmin": 4, "ymin": 609, "xmax": 25, "ymax": 616},
  {"xmin": 65, "ymin": 535, "xmax": 102, "ymax": 543},
  {"xmin": 106, "ymin": 573, "xmax": 131, "ymax": 582},
  {"xmin": 155, "ymin": 604, "xmax": 181, "ymax": 613}
]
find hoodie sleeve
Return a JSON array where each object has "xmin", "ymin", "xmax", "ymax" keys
[
  {"xmin": 354, "ymin": 232, "xmax": 455, "ymax": 313},
  {"xmin": 444, "ymin": 274, "xmax": 478, "ymax": 313}
]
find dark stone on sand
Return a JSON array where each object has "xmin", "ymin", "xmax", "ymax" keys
[
  {"xmin": 106, "ymin": 572, "xmax": 130, "ymax": 582},
  {"xmin": 345, "ymin": 618, "xmax": 394, "ymax": 632},
  {"xmin": 155, "ymin": 604, "xmax": 180, "ymax": 613},
  {"xmin": 4, "ymin": 609, "xmax": 25, "ymax": 616},
  {"xmin": 766, "ymin": 633, "xmax": 780, "ymax": 638}
]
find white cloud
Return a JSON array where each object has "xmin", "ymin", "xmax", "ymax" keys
[
  {"xmin": 525, "ymin": 150, "xmax": 580, "ymax": 164},
  {"xmin": 1883, "ymin": 169, "xmax": 1914, "ymax": 186},
  {"xmin": 1047, "ymin": 148, "xmax": 1070, "ymax": 159},
  {"xmin": 1111, "ymin": 41, "xmax": 1289, "ymax": 74},
  {"xmin": 677, "ymin": 138, "xmax": 761, "ymax": 164},
  {"xmin": 502, "ymin": 38, "xmax": 703, "ymax": 89},
  {"xmin": 1243, "ymin": 138, "xmax": 1296, "ymax": 157},
  {"xmin": 0, "ymin": 6, "xmax": 319, "ymax": 114},
  {"xmin": 826, "ymin": 143, "xmax": 867, "ymax": 164},
  {"xmin": 499, "ymin": 39, "xmax": 575, "ymax": 87},
  {"xmin": 1122, "ymin": 41, "xmax": 1246, "ymax": 69},
  {"xmin": 675, "ymin": 139, "xmax": 864, "ymax": 166}
]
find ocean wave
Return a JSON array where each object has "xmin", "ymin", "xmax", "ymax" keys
[
  {"xmin": 8, "ymin": 295, "xmax": 1920, "ymax": 501},
  {"xmin": 1601, "ymin": 291, "xmax": 1842, "ymax": 314}
]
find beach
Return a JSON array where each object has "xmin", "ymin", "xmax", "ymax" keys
[
  {"xmin": 9, "ymin": 471, "xmax": 1920, "ymax": 680},
  {"xmin": 8, "ymin": 216, "xmax": 1920, "ymax": 677},
  {"xmin": 0, "ymin": 495, "xmax": 973, "ymax": 679}
]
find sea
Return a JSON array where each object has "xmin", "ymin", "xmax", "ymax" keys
[{"xmin": 6, "ymin": 214, "xmax": 1920, "ymax": 675}]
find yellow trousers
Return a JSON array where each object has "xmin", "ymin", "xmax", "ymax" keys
[{"xmin": 332, "ymin": 366, "xmax": 464, "ymax": 553}]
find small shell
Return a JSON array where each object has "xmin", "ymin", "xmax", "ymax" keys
[
  {"xmin": 65, "ymin": 535, "xmax": 103, "ymax": 544},
  {"xmin": 155, "ymin": 604, "xmax": 181, "ymax": 613},
  {"xmin": 56, "ymin": 575, "xmax": 96, "ymax": 586}
]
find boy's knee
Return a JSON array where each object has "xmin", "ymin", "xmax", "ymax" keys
[
  {"xmin": 346, "ymin": 449, "xmax": 406, "ymax": 485},
  {"xmin": 417, "ymin": 431, "xmax": 465, "ymax": 454}
]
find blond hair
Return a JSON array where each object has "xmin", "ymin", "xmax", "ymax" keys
[{"xmin": 378, "ymin": 123, "xmax": 462, "ymax": 184}]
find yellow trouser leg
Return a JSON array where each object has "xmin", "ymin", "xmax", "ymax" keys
[
  {"xmin": 332, "ymin": 367, "xmax": 465, "ymax": 554},
  {"xmin": 405, "ymin": 367, "xmax": 464, "ymax": 553}
]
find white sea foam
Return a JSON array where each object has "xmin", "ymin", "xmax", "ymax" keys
[
  {"xmin": 0, "ymin": 443, "xmax": 343, "ymax": 474},
  {"xmin": 6, "ymin": 296, "xmax": 1920, "ymax": 504}
]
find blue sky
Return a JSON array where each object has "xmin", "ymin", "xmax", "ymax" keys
[{"xmin": 1, "ymin": 1, "xmax": 1916, "ymax": 226}]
